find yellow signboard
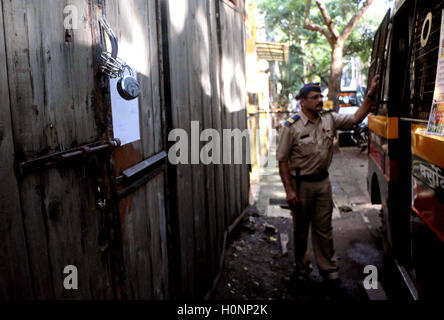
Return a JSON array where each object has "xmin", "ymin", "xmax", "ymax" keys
[{"xmin": 323, "ymin": 100, "xmax": 333, "ymax": 111}]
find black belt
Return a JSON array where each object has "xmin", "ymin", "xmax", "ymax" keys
[{"xmin": 298, "ymin": 170, "xmax": 329, "ymax": 182}]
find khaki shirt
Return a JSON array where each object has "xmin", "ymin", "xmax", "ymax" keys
[{"xmin": 276, "ymin": 110, "xmax": 355, "ymax": 176}]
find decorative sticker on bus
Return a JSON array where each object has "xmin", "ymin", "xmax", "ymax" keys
[
  {"xmin": 427, "ymin": 9, "xmax": 444, "ymax": 136},
  {"xmin": 412, "ymin": 155, "xmax": 444, "ymax": 242},
  {"xmin": 427, "ymin": 102, "xmax": 444, "ymax": 136},
  {"xmin": 412, "ymin": 156, "xmax": 444, "ymax": 192}
]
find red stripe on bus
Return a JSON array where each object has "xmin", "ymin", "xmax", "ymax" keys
[
  {"xmin": 369, "ymin": 142, "xmax": 398, "ymax": 181},
  {"xmin": 413, "ymin": 178, "xmax": 444, "ymax": 243},
  {"xmin": 412, "ymin": 207, "xmax": 444, "ymax": 243},
  {"xmin": 385, "ymin": 157, "xmax": 398, "ymax": 181},
  {"xmin": 369, "ymin": 142, "xmax": 385, "ymax": 178}
]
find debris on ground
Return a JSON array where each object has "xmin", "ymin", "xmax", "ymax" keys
[
  {"xmin": 280, "ymin": 233, "xmax": 289, "ymax": 256},
  {"xmin": 212, "ymin": 204, "xmax": 376, "ymax": 301},
  {"xmin": 264, "ymin": 222, "xmax": 278, "ymax": 235},
  {"xmin": 338, "ymin": 205, "xmax": 353, "ymax": 213},
  {"xmin": 213, "ymin": 207, "xmax": 339, "ymax": 300}
]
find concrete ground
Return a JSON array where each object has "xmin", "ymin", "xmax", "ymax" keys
[{"xmin": 213, "ymin": 143, "xmax": 388, "ymax": 300}]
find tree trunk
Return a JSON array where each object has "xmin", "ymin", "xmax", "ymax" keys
[
  {"xmin": 328, "ymin": 42, "xmax": 344, "ymax": 111},
  {"xmin": 301, "ymin": 39, "xmax": 308, "ymax": 83}
]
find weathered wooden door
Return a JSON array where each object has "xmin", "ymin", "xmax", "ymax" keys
[
  {"xmin": 104, "ymin": 0, "xmax": 169, "ymax": 300},
  {"xmin": 0, "ymin": 0, "xmax": 169, "ymax": 299},
  {"xmin": 1, "ymin": 0, "xmax": 249, "ymax": 300},
  {"xmin": 161, "ymin": 0, "xmax": 249, "ymax": 298},
  {"xmin": 1, "ymin": 0, "xmax": 116, "ymax": 299}
]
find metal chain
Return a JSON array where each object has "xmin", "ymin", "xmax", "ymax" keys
[{"xmin": 99, "ymin": 51, "xmax": 128, "ymax": 78}]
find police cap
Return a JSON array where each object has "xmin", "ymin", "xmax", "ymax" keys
[{"xmin": 296, "ymin": 82, "xmax": 321, "ymax": 99}]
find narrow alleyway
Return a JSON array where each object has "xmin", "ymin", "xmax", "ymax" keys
[{"xmin": 213, "ymin": 143, "xmax": 388, "ymax": 300}]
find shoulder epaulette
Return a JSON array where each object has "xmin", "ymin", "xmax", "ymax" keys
[
  {"xmin": 284, "ymin": 114, "xmax": 300, "ymax": 126},
  {"xmin": 320, "ymin": 108, "xmax": 333, "ymax": 115}
]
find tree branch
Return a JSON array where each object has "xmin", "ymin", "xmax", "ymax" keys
[
  {"xmin": 304, "ymin": 0, "xmax": 312, "ymax": 24},
  {"xmin": 318, "ymin": 74, "xmax": 329, "ymax": 88},
  {"xmin": 340, "ymin": 0, "xmax": 375, "ymax": 41},
  {"xmin": 295, "ymin": 74, "xmax": 307, "ymax": 83},
  {"xmin": 314, "ymin": 0, "xmax": 339, "ymax": 40},
  {"xmin": 304, "ymin": 0, "xmax": 333, "ymax": 44},
  {"xmin": 308, "ymin": 62, "xmax": 329, "ymax": 87}
]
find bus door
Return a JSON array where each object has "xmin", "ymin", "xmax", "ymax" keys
[
  {"xmin": 367, "ymin": 10, "xmax": 401, "ymax": 252},
  {"xmin": 368, "ymin": 3, "xmax": 415, "ymax": 265}
]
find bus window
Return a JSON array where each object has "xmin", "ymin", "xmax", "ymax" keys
[{"xmin": 410, "ymin": 7, "xmax": 441, "ymax": 120}]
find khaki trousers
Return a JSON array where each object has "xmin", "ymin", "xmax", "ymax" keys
[{"xmin": 290, "ymin": 176, "xmax": 339, "ymax": 280}]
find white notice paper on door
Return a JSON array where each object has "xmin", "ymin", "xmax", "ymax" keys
[{"xmin": 110, "ymin": 76, "xmax": 141, "ymax": 146}]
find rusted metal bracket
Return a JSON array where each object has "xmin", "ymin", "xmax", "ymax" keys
[
  {"xmin": 115, "ymin": 151, "xmax": 168, "ymax": 199},
  {"xmin": 17, "ymin": 139, "xmax": 121, "ymax": 175},
  {"xmin": 117, "ymin": 164, "xmax": 165, "ymax": 199},
  {"xmin": 116, "ymin": 151, "xmax": 167, "ymax": 185}
]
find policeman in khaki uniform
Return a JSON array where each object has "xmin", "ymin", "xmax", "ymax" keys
[{"xmin": 277, "ymin": 76, "xmax": 380, "ymax": 291}]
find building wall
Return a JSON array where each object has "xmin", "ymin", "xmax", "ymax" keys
[{"xmin": 245, "ymin": 0, "xmax": 273, "ymax": 188}]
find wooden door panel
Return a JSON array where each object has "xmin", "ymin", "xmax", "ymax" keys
[
  {"xmin": 105, "ymin": 0, "xmax": 169, "ymax": 299},
  {"xmin": 118, "ymin": 172, "xmax": 168, "ymax": 299},
  {"xmin": 2, "ymin": 0, "xmax": 107, "ymax": 161},
  {"xmin": 0, "ymin": 0, "xmax": 33, "ymax": 299},
  {"xmin": 1, "ymin": 0, "xmax": 115, "ymax": 299}
]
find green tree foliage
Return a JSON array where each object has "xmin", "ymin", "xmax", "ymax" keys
[{"xmin": 257, "ymin": 0, "xmax": 386, "ymax": 102}]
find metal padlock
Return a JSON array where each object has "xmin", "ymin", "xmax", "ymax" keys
[{"xmin": 117, "ymin": 66, "xmax": 140, "ymax": 100}]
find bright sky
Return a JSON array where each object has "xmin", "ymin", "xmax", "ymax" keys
[{"xmin": 367, "ymin": 0, "xmax": 393, "ymax": 16}]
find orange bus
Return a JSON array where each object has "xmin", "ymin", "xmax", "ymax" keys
[{"xmin": 367, "ymin": 0, "xmax": 444, "ymax": 299}]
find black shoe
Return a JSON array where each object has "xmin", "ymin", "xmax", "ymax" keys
[
  {"xmin": 294, "ymin": 262, "xmax": 313, "ymax": 276},
  {"xmin": 290, "ymin": 271, "xmax": 309, "ymax": 283},
  {"xmin": 324, "ymin": 278, "xmax": 348, "ymax": 299},
  {"xmin": 295, "ymin": 273, "xmax": 310, "ymax": 283}
]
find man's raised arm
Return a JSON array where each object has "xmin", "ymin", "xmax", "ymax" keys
[{"xmin": 353, "ymin": 75, "xmax": 380, "ymax": 125}]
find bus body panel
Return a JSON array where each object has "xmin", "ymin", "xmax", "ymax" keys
[
  {"xmin": 367, "ymin": 0, "xmax": 444, "ymax": 298},
  {"xmin": 411, "ymin": 124, "xmax": 444, "ymax": 242}
]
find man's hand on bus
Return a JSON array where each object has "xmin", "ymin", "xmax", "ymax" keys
[
  {"xmin": 353, "ymin": 75, "xmax": 380, "ymax": 125},
  {"xmin": 367, "ymin": 75, "xmax": 380, "ymax": 100}
]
